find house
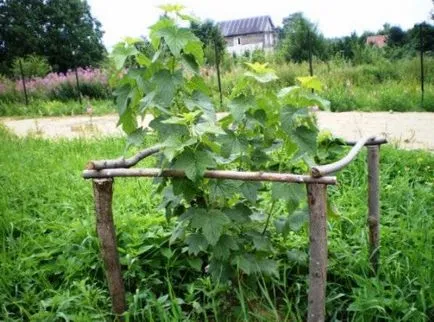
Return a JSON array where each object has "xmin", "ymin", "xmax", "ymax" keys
[
  {"xmin": 217, "ymin": 16, "xmax": 276, "ymax": 55},
  {"xmin": 366, "ymin": 35, "xmax": 387, "ymax": 48}
]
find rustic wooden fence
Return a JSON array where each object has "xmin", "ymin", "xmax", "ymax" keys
[{"xmin": 82, "ymin": 135, "xmax": 387, "ymax": 321}]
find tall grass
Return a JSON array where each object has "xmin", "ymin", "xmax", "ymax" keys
[
  {"xmin": 0, "ymin": 99, "xmax": 115, "ymax": 117},
  {"xmin": 207, "ymin": 56, "xmax": 434, "ymax": 112},
  {"xmin": 0, "ymin": 126, "xmax": 432, "ymax": 320}
]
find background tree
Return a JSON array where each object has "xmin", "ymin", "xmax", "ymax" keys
[
  {"xmin": 278, "ymin": 12, "xmax": 328, "ymax": 63},
  {"xmin": 0, "ymin": 0, "xmax": 106, "ymax": 75},
  {"xmin": 190, "ymin": 20, "xmax": 226, "ymax": 106},
  {"xmin": 190, "ymin": 20, "xmax": 225, "ymax": 66},
  {"xmin": 387, "ymin": 26, "xmax": 407, "ymax": 47}
]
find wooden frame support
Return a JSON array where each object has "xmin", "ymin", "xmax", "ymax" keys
[
  {"xmin": 367, "ymin": 146, "xmax": 380, "ymax": 274},
  {"xmin": 93, "ymin": 179, "xmax": 126, "ymax": 317},
  {"xmin": 306, "ymin": 183, "xmax": 328, "ymax": 322}
]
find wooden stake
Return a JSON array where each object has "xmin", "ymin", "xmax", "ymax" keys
[
  {"xmin": 93, "ymin": 179, "xmax": 126, "ymax": 316},
  {"xmin": 306, "ymin": 183, "xmax": 327, "ymax": 322},
  {"xmin": 367, "ymin": 146, "xmax": 380, "ymax": 274},
  {"xmin": 19, "ymin": 59, "xmax": 29, "ymax": 106}
]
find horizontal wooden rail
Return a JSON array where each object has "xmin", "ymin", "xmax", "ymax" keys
[
  {"xmin": 83, "ymin": 168, "xmax": 337, "ymax": 185},
  {"xmin": 311, "ymin": 136, "xmax": 386, "ymax": 177}
]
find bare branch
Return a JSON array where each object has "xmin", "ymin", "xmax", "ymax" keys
[
  {"xmin": 344, "ymin": 137, "xmax": 387, "ymax": 146},
  {"xmin": 83, "ymin": 168, "xmax": 337, "ymax": 185},
  {"xmin": 311, "ymin": 136, "xmax": 380, "ymax": 177},
  {"xmin": 86, "ymin": 145, "xmax": 161, "ymax": 170}
]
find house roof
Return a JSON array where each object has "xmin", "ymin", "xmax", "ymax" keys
[{"xmin": 217, "ymin": 16, "xmax": 274, "ymax": 37}]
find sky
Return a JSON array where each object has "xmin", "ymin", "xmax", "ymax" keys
[{"xmin": 87, "ymin": 0, "xmax": 433, "ymax": 49}]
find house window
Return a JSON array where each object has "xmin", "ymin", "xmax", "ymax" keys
[{"xmin": 237, "ymin": 37, "xmax": 241, "ymax": 45}]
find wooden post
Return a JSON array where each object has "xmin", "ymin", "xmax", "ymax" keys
[
  {"xmin": 74, "ymin": 67, "xmax": 82, "ymax": 105},
  {"xmin": 420, "ymin": 23, "xmax": 425, "ymax": 109},
  {"xmin": 19, "ymin": 59, "xmax": 29, "ymax": 106},
  {"xmin": 308, "ymin": 28, "xmax": 314, "ymax": 93},
  {"xmin": 214, "ymin": 39, "xmax": 223, "ymax": 109},
  {"xmin": 367, "ymin": 146, "xmax": 380, "ymax": 274},
  {"xmin": 306, "ymin": 183, "xmax": 327, "ymax": 322},
  {"xmin": 93, "ymin": 179, "xmax": 126, "ymax": 316}
]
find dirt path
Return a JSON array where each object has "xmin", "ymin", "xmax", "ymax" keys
[{"xmin": 1, "ymin": 112, "xmax": 433, "ymax": 150}]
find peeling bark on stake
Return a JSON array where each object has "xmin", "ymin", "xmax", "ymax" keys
[
  {"xmin": 307, "ymin": 183, "xmax": 327, "ymax": 322},
  {"xmin": 93, "ymin": 179, "xmax": 126, "ymax": 316},
  {"xmin": 367, "ymin": 146, "xmax": 380, "ymax": 274}
]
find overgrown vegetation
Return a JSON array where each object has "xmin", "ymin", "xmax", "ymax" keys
[
  {"xmin": 0, "ymin": 123, "xmax": 432, "ymax": 320},
  {"xmin": 208, "ymin": 56, "xmax": 434, "ymax": 112},
  {"xmin": 0, "ymin": 99, "xmax": 114, "ymax": 117}
]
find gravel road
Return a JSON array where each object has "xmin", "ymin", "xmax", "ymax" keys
[{"xmin": 1, "ymin": 112, "xmax": 433, "ymax": 150}]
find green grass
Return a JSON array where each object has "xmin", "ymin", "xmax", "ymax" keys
[
  {"xmin": 0, "ymin": 99, "xmax": 115, "ymax": 118},
  {"xmin": 207, "ymin": 57, "xmax": 434, "ymax": 112},
  {"xmin": 0, "ymin": 126, "xmax": 433, "ymax": 320}
]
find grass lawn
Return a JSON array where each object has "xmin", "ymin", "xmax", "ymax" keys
[{"xmin": 0, "ymin": 126, "xmax": 432, "ymax": 321}]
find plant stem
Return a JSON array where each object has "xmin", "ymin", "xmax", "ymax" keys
[{"xmin": 262, "ymin": 200, "xmax": 276, "ymax": 235}]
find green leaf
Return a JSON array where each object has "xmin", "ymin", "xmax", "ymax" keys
[
  {"xmin": 244, "ymin": 71, "xmax": 279, "ymax": 83},
  {"xmin": 296, "ymin": 76, "xmax": 323, "ymax": 92},
  {"xmin": 212, "ymin": 235, "xmax": 239, "ymax": 260},
  {"xmin": 161, "ymin": 135, "xmax": 197, "ymax": 162},
  {"xmin": 135, "ymin": 53, "xmax": 151, "ymax": 67},
  {"xmin": 184, "ymin": 40, "xmax": 204, "ymax": 65},
  {"xmin": 186, "ymin": 76, "xmax": 210, "ymax": 95},
  {"xmin": 240, "ymin": 182, "xmax": 261, "ymax": 204},
  {"xmin": 184, "ymin": 91, "xmax": 216, "ymax": 122},
  {"xmin": 149, "ymin": 18, "xmax": 175, "ymax": 49},
  {"xmin": 118, "ymin": 107, "xmax": 137, "ymax": 134},
  {"xmin": 126, "ymin": 127, "xmax": 146, "ymax": 149},
  {"xmin": 154, "ymin": 26, "xmax": 198, "ymax": 57},
  {"xmin": 150, "ymin": 117, "xmax": 189, "ymax": 141},
  {"xmin": 250, "ymin": 211, "xmax": 266, "ymax": 222},
  {"xmin": 208, "ymin": 259, "xmax": 232, "ymax": 282},
  {"xmin": 151, "ymin": 69, "xmax": 182, "ymax": 108},
  {"xmin": 186, "ymin": 233, "xmax": 208, "ymax": 255},
  {"xmin": 111, "ymin": 42, "xmax": 139, "ymax": 70},
  {"xmin": 161, "ymin": 248, "xmax": 173, "ymax": 259},
  {"xmin": 158, "ymin": 3, "xmax": 185, "ymax": 13},
  {"xmin": 281, "ymin": 107, "xmax": 311, "ymax": 136},
  {"xmin": 223, "ymin": 204, "xmax": 252, "ymax": 223},
  {"xmin": 173, "ymin": 148, "xmax": 215, "ymax": 182},
  {"xmin": 113, "ymin": 84, "xmax": 132, "ymax": 115},
  {"xmin": 181, "ymin": 53, "xmax": 199, "ymax": 73},
  {"xmin": 209, "ymin": 180, "xmax": 242, "ymax": 201},
  {"xmin": 278, "ymin": 86, "xmax": 301, "ymax": 98},
  {"xmin": 288, "ymin": 209, "xmax": 308, "ymax": 232},
  {"xmin": 301, "ymin": 93, "xmax": 331, "ymax": 111},
  {"xmin": 292, "ymin": 125, "xmax": 318, "ymax": 155},
  {"xmin": 172, "ymin": 178, "xmax": 199, "ymax": 202},
  {"xmin": 170, "ymin": 223, "xmax": 185, "ymax": 244},
  {"xmin": 271, "ymin": 183, "xmax": 305, "ymax": 212},
  {"xmin": 219, "ymin": 131, "xmax": 248, "ymax": 158},
  {"xmin": 244, "ymin": 62, "xmax": 274, "ymax": 74},
  {"xmin": 234, "ymin": 254, "xmax": 256, "ymax": 275},
  {"xmin": 191, "ymin": 209, "xmax": 230, "ymax": 245},
  {"xmin": 287, "ymin": 249, "xmax": 308, "ymax": 264},
  {"xmin": 228, "ymin": 95, "xmax": 251, "ymax": 122},
  {"xmin": 233, "ymin": 254, "xmax": 278, "ymax": 276},
  {"xmin": 274, "ymin": 217, "xmax": 290, "ymax": 236},
  {"xmin": 246, "ymin": 231, "xmax": 273, "ymax": 252},
  {"xmin": 187, "ymin": 258, "xmax": 203, "ymax": 271}
]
